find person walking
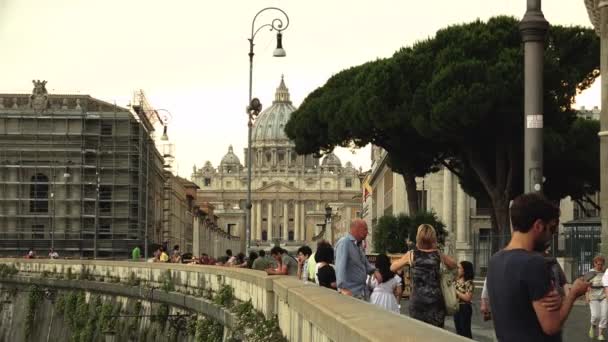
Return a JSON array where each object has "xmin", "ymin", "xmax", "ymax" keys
[
  {"xmin": 391, "ymin": 224, "xmax": 457, "ymax": 328},
  {"xmin": 369, "ymin": 254, "xmax": 402, "ymax": 313},
  {"xmin": 588, "ymin": 255, "xmax": 608, "ymax": 340},
  {"xmin": 454, "ymin": 261, "xmax": 475, "ymax": 338},
  {"xmin": 131, "ymin": 246, "xmax": 141, "ymax": 261},
  {"xmin": 335, "ymin": 219, "xmax": 378, "ymax": 299},
  {"xmin": 487, "ymin": 193, "xmax": 590, "ymax": 342}
]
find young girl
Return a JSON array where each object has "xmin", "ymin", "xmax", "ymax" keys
[
  {"xmin": 369, "ymin": 254, "xmax": 402, "ymax": 313},
  {"xmin": 454, "ymin": 261, "xmax": 475, "ymax": 338}
]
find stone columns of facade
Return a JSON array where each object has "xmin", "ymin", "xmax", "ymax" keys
[
  {"xmin": 300, "ymin": 202, "xmax": 306, "ymax": 241},
  {"xmin": 456, "ymin": 185, "xmax": 472, "ymax": 261},
  {"xmin": 294, "ymin": 201, "xmax": 300, "ymax": 241},
  {"xmin": 599, "ymin": 1, "xmax": 608, "ymax": 256},
  {"xmin": 267, "ymin": 200, "xmax": 273, "ymax": 241},
  {"xmin": 442, "ymin": 169, "xmax": 454, "ymax": 232},
  {"xmin": 256, "ymin": 201, "xmax": 262, "ymax": 241},
  {"xmin": 283, "ymin": 202, "xmax": 289, "ymax": 241}
]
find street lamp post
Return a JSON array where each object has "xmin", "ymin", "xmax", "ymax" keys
[
  {"xmin": 520, "ymin": 0, "xmax": 549, "ymax": 193},
  {"xmin": 246, "ymin": 7, "xmax": 290, "ymax": 253},
  {"xmin": 324, "ymin": 205, "xmax": 332, "ymax": 243}
]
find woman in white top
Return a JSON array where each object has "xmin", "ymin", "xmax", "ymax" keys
[
  {"xmin": 590, "ymin": 255, "xmax": 608, "ymax": 340},
  {"xmin": 369, "ymin": 254, "xmax": 402, "ymax": 313}
]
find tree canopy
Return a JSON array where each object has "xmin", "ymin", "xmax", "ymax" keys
[{"xmin": 285, "ymin": 16, "xmax": 600, "ymax": 234}]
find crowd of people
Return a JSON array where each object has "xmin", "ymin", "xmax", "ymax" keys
[{"xmin": 26, "ymin": 191, "xmax": 599, "ymax": 340}]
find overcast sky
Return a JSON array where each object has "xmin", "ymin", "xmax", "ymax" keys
[{"xmin": 0, "ymin": 0, "xmax": 600, "ymax": 177}]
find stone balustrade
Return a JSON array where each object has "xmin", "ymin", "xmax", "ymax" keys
[{"xmin": 0, "ymin": 258, "xmax": 469, "ymax": 342}]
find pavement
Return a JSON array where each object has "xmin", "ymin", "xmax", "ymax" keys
[{"xmin": 400, "ymin": 293, "xmax": 592, "ymax": 341}]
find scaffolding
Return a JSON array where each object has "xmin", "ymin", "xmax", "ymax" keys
[{"xmin": 0, "ymin": 94, "xmax": 165, "ymax": 258}]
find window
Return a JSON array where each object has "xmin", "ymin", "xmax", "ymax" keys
[
  {"xmin": 226, "ymin": 181, "xmax": 232, "ymax": 188},
  {"xmin": 262, "ymin": 181, "xmax": 267, "ymax": 187},
  {"xmin": 345, "ymin": 178, "xmax": 353, "ymax": 188},
  {"xmin": 289, "ymin": 181, "xmax": 294, "ymax": 187},
  {"xmin": 99, "ymin": 185, "xmax": 112, "ymax": 214},
  {"xmin": 324, "ymin": 181, "xmax": 331, "ymax": 189},
  {"xmin": 204, "ymin": 178, "xmax": 211, "ymax": 186},
  {"xmin": 101, "ymin": 122, "xmax": 113, "ymax": 135},
  {"xmin": 227, "ymin": 223, "xmax": 235, "ymax": 236},
  {"xmin": 32, "ymin": 224, "xmax": 44, "ymax": 239},
  {"xmin": 30, "ymin": 173, "xmax": 49, "ymax": 213}
]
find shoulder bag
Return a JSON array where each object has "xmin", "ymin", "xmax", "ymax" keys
[{"xmin": 440, "ymin": 254, "xmax": 459, "ymax": 316}]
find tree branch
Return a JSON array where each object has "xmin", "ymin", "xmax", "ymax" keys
[
  {"xmin": 582, "ymin": 194, "xmax": 601, "ymax": 211},
  {"xmin": 465, "ymin": 149, "xmax": 497, "ymax": 200},
  {"xmin": 439, "ymin": 160, "xmax": 462, "ymax": 178},
  {"xmin": 575, "ymin": 199, "xmax": 593, "ymax": 218}
]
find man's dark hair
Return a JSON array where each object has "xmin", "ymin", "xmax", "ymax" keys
[
  {"xmin": 297, "ymin": 245, "xmax": 312, "ymax": 257},
  {"xmin": 510, "ymin": 193, "xmax": 560, "ymax": 233},
  {"xmin": 226, "ymin": 249, "xmax": 233, "ymax": 256},
  {"xmin": 270, "ymin": 246, "xmax": 283, "ymax": 256},
  {"xmin": 315, "ymin": 244, "xmax": 334, "ymax": 263},
  {"xmin": 258, "ymin": 250, "xmax": 266, "ymax": 257},
  {"xmin": 460, "ymin": 261, "xmax": 475, "ymax": 281}
]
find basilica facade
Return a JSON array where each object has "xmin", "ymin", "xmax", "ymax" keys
[{"xmin": 191, "ymin": 78, "xmax": 361, "ymax": 251}]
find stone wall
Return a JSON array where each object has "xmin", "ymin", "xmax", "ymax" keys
[{"xmin": 0, "ymin": 259, "xmax": 469, "ymax": 342}]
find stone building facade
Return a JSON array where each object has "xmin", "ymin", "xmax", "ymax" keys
[
  {"xmin": 366, "ymin": 146, "xmax": 492, "ymax": 264},
  {"xmin": 192, "ymin": 78, "xmax": 361, "ymax": 251},
  {"xmin": 0, "ymin": 81, "xmax": 165, "ymax": 257}
]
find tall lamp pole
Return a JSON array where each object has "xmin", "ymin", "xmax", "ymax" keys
[
  {"xmin": 520, "ymin": 0, "xmax": 548, "ymax": 194},
  {"xmin": 246, "ymin": 7, "xmax": 290, "ymax": 253}
]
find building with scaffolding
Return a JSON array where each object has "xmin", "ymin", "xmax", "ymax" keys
[{"xmin": 0, "ymin": 81, "xmax": 165, "ymax": 258}]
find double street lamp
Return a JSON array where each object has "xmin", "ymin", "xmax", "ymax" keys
[{"xmin": 245, "ymin": 7, "xmax": 290, "ymax": 253}]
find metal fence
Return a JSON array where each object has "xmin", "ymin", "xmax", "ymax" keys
[{"xmin": 472, "ymin": 218, "xmax": 601, "ymax": 282}]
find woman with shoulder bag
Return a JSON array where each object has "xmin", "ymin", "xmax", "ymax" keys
[{"xmin": 391, "ymin": 224, "xmax": 457, "ymax": 328}]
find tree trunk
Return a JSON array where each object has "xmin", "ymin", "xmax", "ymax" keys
[
  {"xmin": 490, "ymin": 194, "xmax": 511, "ymax": 251},
  {"xmin": 403, "ymin": 173, "xmax": 419, "ymax": 216}
]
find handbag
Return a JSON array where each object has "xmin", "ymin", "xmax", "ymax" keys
[{"xmin": 440, "ymin": 262, "xmax": 460, "ymax": 316}]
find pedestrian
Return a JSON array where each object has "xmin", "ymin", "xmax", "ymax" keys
[
  {"xmin": 232, "ymin": 253, "xmax": 247, "ymax": 267},
  {"xmin": 369, "ymin": 254, "xmax": 402, "ymax": 313},
  {"xmin": 307, "ymin": 239, "xmax": 328, "ymax": 282},
  {"xmin": 25, "ymin": 249, "xmax": 35, "ymax": 259},
  {"xmin": 588, "ymin": 255, "xmax": 608, "ymax": 340},
  {"xmin": 454, "ymin": 261, "xmax": 475, "ymax": 338},
  {"xmin": 159, "ymin": 247, "xmax": 169, "ymax": 262},
  {"xmin": 390, "ymin": 224, "xmax": 457, "ymax": 328},
  {"xmin": 480, "ymin": 278, "xmax": 492, "ymax": 321},
  {"xmin": 315, "ymin": 243, "xmax": 337, "ymax": 290},
  {"xmin": 131, "ymin": 246, "xmax": 141, "ymax": 261},
  {"xmin": 335, "ymin": 219, "xmax": 378, "ymax": 299},
  {"xmin": 246, "ymin": 251, "xmax": 258, "ymax": 269},
  {"xmin": 266, "ymin": 247, "xmax": 298, "ymax": 276},
  {"xmin": 252, "ymin": 250, "xmax": 271, "ymax": 271},
  {"xmin": 487, "ymin": 193, "xmax": 590, "ymax": 341},
  {"xmin": 296, "ymin": 245, "xmax": 313, "ymax": 282},
  {"xmin": 48, "ymin": 248, "xmax": 59, "ymax": 260},
  {"xmin": 171, "ymin": 245, "xmax": 181, "ymax": 263},
  {"xmin": 216, "ymin": 249, "xmax": 234, "ymax": 266}
]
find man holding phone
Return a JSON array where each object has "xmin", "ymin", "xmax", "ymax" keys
[{"xmin": 487, "ymin": 193, "xmax": 590, "ymax": 342}]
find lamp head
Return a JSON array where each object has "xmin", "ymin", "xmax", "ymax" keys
[
  {"xmin": 160, "ymin": 125, "xmax": 169, "ymax": 141},
  {"xmin": 273, "ymin": 32, "xmax": 286, "ymax": 57},
  {"xmin": 325, "ymin": 205, "xmax": 332, "ymax": 219}
]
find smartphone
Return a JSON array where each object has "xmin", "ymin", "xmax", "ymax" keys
[{"xmin": 583, "ymin": 271, "xmax": 596, "ymax": 282}]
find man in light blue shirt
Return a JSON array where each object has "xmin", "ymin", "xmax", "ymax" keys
[{"xmin": 335, "ymin": 219, "xmax": 376, "ymax": 299}]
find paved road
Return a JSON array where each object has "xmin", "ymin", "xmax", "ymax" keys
[{"xmin": 400, "ymin": 294, "xmax": 591, "ymax": 341}]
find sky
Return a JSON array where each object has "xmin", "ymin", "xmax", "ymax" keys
[{"xmin": 0, "ymin": 0, "xmax": 601, "ymax": 177}]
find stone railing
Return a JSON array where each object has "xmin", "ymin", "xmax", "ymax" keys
[{"xmin": 0, "ymin": 259, "xmax": 469, "ymax": 342}]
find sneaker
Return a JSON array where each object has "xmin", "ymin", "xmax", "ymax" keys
[{"xmin": 590, "ymin": 327, "xmax": 595, "ymax": 339}]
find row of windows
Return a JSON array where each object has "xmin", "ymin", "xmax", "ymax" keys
[{"xmin": 202, "ymin": 178, "xmax": 353, "ymax": 188}]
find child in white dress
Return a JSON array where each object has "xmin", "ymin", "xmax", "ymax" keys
[{"xmin": 369, "ymin": 254, "xmax": 402, "ymax": 313}]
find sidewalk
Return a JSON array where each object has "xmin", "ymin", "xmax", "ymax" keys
[{"xmin": 400, "ymin": 294, "xmax": 591, "ymax": 341}]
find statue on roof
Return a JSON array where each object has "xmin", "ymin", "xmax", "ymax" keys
[{"xmin": 30, "ymin": 80, "xmax": 49, "ymax": 113}]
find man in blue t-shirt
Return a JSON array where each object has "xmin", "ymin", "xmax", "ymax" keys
[{"xmin": 487, "ymin": 193, "xmax": 589, "ymax": 342}]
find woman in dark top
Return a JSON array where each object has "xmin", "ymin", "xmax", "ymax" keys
[
  {"xmin": 391, "ymin": 224, "xmax": 457, "ymax": 328},
  {"xmin": 315, "ymin": 244, "xmax": 337, "ymax": 290}
]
